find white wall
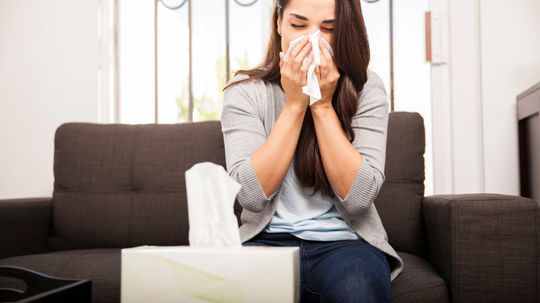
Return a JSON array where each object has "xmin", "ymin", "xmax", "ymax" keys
[
  {"xmin": 480, "ymin": 0, "xmax": 540, "ymax": 195},
  {"xmin": 448, "ymin": 0, "xmax": 486, "ymax": 194},
  {"xmin": 0, "ymin": 0, "xmax": 100, "ymax": 199},
  {"xmin": 431, "ymin": 0, "xmax": 540, "ymax": 196}
]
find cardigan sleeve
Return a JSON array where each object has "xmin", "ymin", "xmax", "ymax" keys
[
  {"xmin": 220, "ymin": 75, "xmax": 278, "ymax": 213},
  {"xmin": 332, "ymin": 70, "xmax": 390, "ymax": 216}
]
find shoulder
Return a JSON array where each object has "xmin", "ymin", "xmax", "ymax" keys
[
  {"xmin": 224, "ymin": 73, "xmax": 265, "ymax": 97},
  {"xmin": 356, "ymin": 69, "xmax": 389, "ymax": 114},
  {"xmin": 222, "ymin": 73, "xmax": 267, "ymax": 114},
  {"xmin": 360, "ymin": 69, "xmax": 388, "ymax": 99},
  {"xmin": 364, "ymin": 69, "xmax": 387, "ymax": 92}
]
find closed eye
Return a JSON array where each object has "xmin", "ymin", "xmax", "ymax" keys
[{"xmin": 291, "ymin": 24, "xmax": 333, "ymax": 32}]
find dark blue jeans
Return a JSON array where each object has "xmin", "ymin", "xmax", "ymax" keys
[{"xmin": 243, "ymin": 231, "xmax": 392, "ymax": 303}]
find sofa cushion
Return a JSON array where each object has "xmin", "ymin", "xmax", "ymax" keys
[
  {"xmin": 50, "ymin": 122, "xmax": 226, "ymax": 250},
  {"xmin": 0, "ymin": 249, "xmax": 120, "ymax": 303},
  {"xmin": 375, "ymin": 112, "xmax": 427, "ymax": 257},
  {"xmin": 392, "ymin": 252, "xmax": 449, "ymax": 303}
]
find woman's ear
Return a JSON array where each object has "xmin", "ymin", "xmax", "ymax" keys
[{"xmin": 276, "ymin": 16, "xmax": 282, "ymax": 36}]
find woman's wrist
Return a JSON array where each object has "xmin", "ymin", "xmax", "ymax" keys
[
  {"xmin": 310, "ymin": 99, "xmax": 334, "ymax": 117},
  {"xmin": 284, "ymin": 101, "xmax": 308, "ymax": 115}
]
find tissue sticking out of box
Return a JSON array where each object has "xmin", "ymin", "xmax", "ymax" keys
[{"xmin": 185, "ymin": 162, "xmax": 242, "ymax": 247}]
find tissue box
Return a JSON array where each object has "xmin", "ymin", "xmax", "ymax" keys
[{"xmin": 121, "ymin": 245, "xmax": 300, "ymax": 303}]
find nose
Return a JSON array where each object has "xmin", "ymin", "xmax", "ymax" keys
[{"xmin": 307, "ymin": 26, "xmax": 320, "ymax": 34}]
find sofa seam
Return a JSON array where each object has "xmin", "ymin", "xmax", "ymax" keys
[{"xmin": 126, "ymin": 126, "xmax": 140, "ymax": 247}]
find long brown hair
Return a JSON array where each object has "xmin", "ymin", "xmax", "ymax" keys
[{"xmin": 223, "ymin": 0, "xmax": 370, "ymax": 200}]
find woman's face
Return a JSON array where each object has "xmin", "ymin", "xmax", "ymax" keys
[{"xmin": 277, "ymin": 0, "xmax": 336, "ymax": 53}]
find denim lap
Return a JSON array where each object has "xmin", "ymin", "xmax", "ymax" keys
[
  {"xmin": 242, "ymin": 232, "xmax": 391, "ymax": 303},
  {"xmin": 302, "ymin": 239, "xmax": 391, "ymax": 303}
]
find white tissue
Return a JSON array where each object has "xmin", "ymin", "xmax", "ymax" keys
[
  {"xmin": 185, "ymin": 162, "xmax": 242, "ymax": 247},
  {"xmin": 283, "ymin": 29, "xmax": 334, "ymax": 106}
]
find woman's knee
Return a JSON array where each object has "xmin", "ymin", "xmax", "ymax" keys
[
  {"xmin": 320, "ymin": 267, "xmax": 391, "ymax": 303},
  {"xmin": 317, "ymin": 247, "xmax": 392, "ymax": 303}
]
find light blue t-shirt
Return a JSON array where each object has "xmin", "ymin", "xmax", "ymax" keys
[{"xmin": 263, "ymin": 161, "xmax": 360, "ymax": 241}]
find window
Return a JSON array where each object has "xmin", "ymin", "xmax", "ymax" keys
[{"xmin": 114, "ymin": 0, "xmax": 272, "ymax": 124}]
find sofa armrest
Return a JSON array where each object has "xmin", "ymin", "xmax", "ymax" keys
[
  {"xmin": 422, "ymin": 193, "xmax": 538, "ymax": 303},
  {"xmin": 0, "ymin": 198, "xmax": 52, "ymax": 259}
]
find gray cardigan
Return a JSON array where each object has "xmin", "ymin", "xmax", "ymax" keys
[{"xmin": 220, "ymin": 70, "xmax": 404, "ymax": 281}]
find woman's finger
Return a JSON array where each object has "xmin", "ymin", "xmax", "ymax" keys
[
  {"xmin": 319, "ymin": 41, "xmax": 333, "ymax": 63},
  {"xmin": 315, "ymin": 66, "xmax": 321, "ymax": 80},
  {"xmin": 319, "ymin": 42, "xmax": 339, "ymax": 80},
  {"xmin": 300, "ymin": 53, "xmax": 314, "ymax": 73},
  {"xmin": 285, "ymin": 36, "xmax": 309, "ymax": 70},
  {"xmin": 294, "ymin": 42, "xmax": 312, "ymax": 72},
  {"xmin": 289, "ymin": 36, "xmax": 309, "ymax": 59},
  {"xmin": 319, "ymin": 45, "xmax": 328, "ymax": 75}
]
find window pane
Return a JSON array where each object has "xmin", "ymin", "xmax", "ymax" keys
[
  {"xmin": 229, "ymin": 0, "xmax": 272, "ymax": 72},
  {"xmin": 157, "ymin": 1, "xmax": 189, "ymax": 123},
  {"xmin": 363, "ymin": 0, "xmax": 391, "ymax": 92},
  {"xmin": 190, "ymin": 0, "xmax": 226, "ymax": 122},
  {"xmin": 118, "ymin": 0, "xmax": 155, "ymax": 124}
]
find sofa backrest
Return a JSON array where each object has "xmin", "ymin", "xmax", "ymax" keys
[
  {"xmin": 375, "ymin": 112, "xmax": 427, "ymax": 257},
  {"xmin": 49, "ymin": 112, "xmax": 426, "ymax": 256},
  {"xmin": 48, "ymin": 122, "xmax": 226, "ymax": 251}
]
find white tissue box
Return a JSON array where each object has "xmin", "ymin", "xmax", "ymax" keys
[{"xmin": 121, "ymin": 245, "xmax": 300, "ymax": 303}]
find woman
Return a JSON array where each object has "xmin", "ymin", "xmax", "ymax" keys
[{"xmin": 220, "ymin": 0, "xmax": 404, "ymax": 302}]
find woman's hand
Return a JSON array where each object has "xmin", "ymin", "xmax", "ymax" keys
[
  {"xmin": 313, "ymin": 39, "xmax": 340, "ymax": 109},
  {"xmin": 279, "ymin": 36, "xmax": 314, "ymax": 111}
]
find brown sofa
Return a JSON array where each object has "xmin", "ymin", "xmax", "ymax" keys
[{"xmin": 1, "ymin": 112, "xmax": 538, "ymax": 303}]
